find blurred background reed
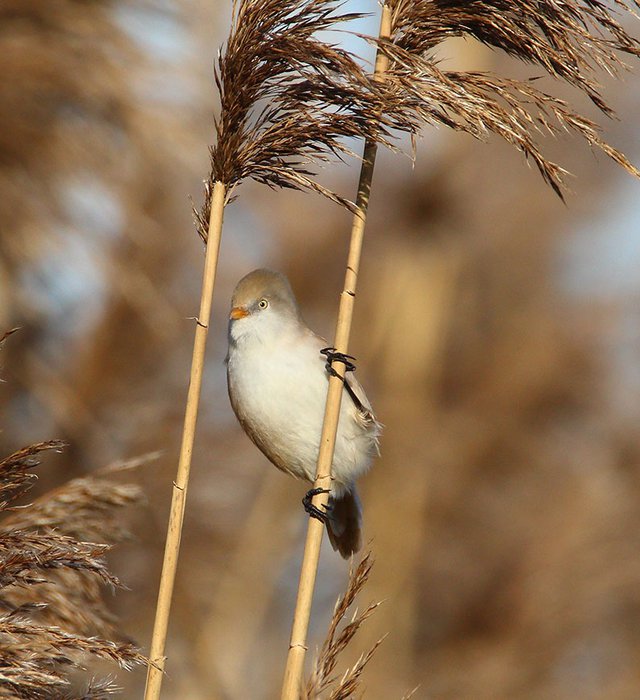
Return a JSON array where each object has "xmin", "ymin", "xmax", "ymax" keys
[{"xmin": 1, "ymin": 1, "xmax": 640, "ymax": 698}]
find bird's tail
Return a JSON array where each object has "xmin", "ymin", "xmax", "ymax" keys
[{"xmin": 326, "ymin": 488, "xmax": 362, "ymax": 559}]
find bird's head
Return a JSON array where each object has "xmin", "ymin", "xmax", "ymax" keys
[{"xmin": 228, "ymin": 269, "xmax": 302, "ymax": 344}]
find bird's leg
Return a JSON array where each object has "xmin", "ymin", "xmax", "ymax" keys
[
  {"xmin": 320, "ymin": 347, "xmax": 366, "ymax": 414},
  {"xmin": 302, "ymin": 487, "xmax": 331, "ymax": 523}
]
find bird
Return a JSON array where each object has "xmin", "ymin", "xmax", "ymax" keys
[{"xmin": 226, "ymin": 269, "xmax": 381, "ymax": 558}]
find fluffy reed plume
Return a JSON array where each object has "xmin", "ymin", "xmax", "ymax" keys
[
  {"xmin": 0, "ymin": 441, "xmax": 146, "ymax": 698},
  {"xmin": 197, "ymin": 0, "xmax": 396, "ymax": 228},
  {"xmin": 374, "ymin": 0, "xmax": 640, "ymax": 194},
  {"xmin": 199, "ymin": 0, "xmax": 640, "ymax": 216},
  {"xmin": 304, "ymin": 553, "xmax": 384, "ymax": 700}
]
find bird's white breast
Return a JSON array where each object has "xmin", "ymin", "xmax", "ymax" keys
[{"xmin": 227, "ymin": 321, "xmax": 376, "ymax": 492}]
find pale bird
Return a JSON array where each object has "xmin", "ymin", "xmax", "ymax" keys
[{"xmin": 226, "ymin": 269, "xmax": 380, "ymax": 558}]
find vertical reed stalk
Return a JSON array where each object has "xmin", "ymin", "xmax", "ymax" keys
[
  {"xmin": 144, "ymin": 180, "xmax": 227, "ymax": 700},
  {"xmin": 280, "ymin": 7, "xmax": 392, "ymax": 699}
]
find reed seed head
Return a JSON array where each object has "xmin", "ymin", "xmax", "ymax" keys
[{"xmin": 374, "ymin": 0, "xmax": 640, "ymax": 195}]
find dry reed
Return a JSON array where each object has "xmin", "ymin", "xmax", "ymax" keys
[
  {"xmin": 280, "ymin": 7, "xmax": 393, "ymax": 695},
  {"xmin": 148, "ymin": 0, "xmax": 407, "ymax": 694},
  {"xmin": 144, "ymin": 180, "xmax": 226, "ymax": 699},
  {"xmin": 0, "ymin": 441, "xmax": 146, "ymax": 698},
  {"xmin": 304, "ymin": 552, "xmax": 384, "ymax": 700}
]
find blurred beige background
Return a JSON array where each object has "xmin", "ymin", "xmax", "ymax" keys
[{"xmin": 2, "ymin": 1, "xmax": 640, "ymax": 698}]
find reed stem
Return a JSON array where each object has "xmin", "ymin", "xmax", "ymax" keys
[
  {"xmin": 279, "ymin": 7, "xmax": 392, "ymax": 699},
  {"xmin": 144, "ymin": 180, "xmax": 227, "ymax": 700}
]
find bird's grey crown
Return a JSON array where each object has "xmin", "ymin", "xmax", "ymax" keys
[{"xmin": 231, "ymin": 268, "xmax": 301, "ymax": 321}]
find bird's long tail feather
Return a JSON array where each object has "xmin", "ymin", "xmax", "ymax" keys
[{"xmin": 326, "ymin": 488, "xmax": 362, "ymax": 559}]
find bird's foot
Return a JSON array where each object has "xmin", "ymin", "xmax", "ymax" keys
[
  {"xmin": 320, "ymin": 347, "xmax": 367, "ymax": 413},
  {"xmin": 302, "ymin": 487, "xmax": 331, "ymax": 524},
  {"xmin": 320, "ymin": 347, "xmax": 357, "ymax": 378}
]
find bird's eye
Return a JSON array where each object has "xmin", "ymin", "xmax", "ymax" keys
[{"xmin": 258, "ymin": 298, "xmax": 269, "ymax": 310}]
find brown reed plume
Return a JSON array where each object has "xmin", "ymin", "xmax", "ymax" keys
[
  {"xmin": 304, "ymin": 552, "xmax": 384, "ymax": 700},
  {"xmin": 0, "ymin": 441, "xmax": 146, "ymax": 699},
  {"xmin": 373, "ymin": 0, "xmax": 640, "ymax": 195},
  {"xmin": 202, "ymin": 0, "xmax": 640, "ymax": 210},
  {"xmin": 197, "ymin": 0, "xmax": 402, "ymax": 226}
]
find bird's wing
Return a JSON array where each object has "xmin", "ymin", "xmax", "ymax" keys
[
  {"xmin": 345, "ymin": 374, "xmax": 379, "ymax": 427},
  {"xmin": 309, "ymin": 328, "xmax": 379, "ymax": 422},
  {"xmin": 310, "ymin": 330, "xmax": 379, "ymax": 426}
]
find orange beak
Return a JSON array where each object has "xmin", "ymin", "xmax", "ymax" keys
[{"xmin": 229, "ymin": 306, "xmax": 249, "ymax": 320}]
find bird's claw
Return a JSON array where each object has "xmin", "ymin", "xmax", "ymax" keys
[
  {"xmin": 302, "ymin": 487, "xmax": 331, "ymax": 524},
  {"xmin": 320, "ymin": 347, "xmax": 357, "ymax": 378},
  {"xmin": 320, "ymin": 347, "xmax": 367, "ymax": 414}
]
